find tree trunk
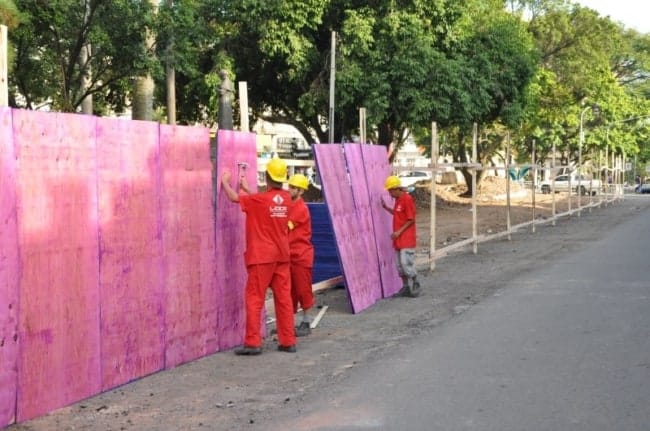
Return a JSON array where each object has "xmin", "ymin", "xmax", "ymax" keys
[
  {"xmin": 378, "ymin": 121, "xmax": 394, "ymax": 161},
  {"xmin": 166, "ymin": 64, "xmax": 175, "ymax": 124},
  {"xmin": 79, "ymin": 43, "xmax": 92, "ymax": 114},
  {"xmin": 132, "ymin": 0, "xmax": 156, "ymax": 121},
  {"xmin": 132, "ymin": 75, "xmax": 154, "ymax": 120},
  {"xmin": 165, "ymin": 0, "xmax": 175, "ymax": 125}
]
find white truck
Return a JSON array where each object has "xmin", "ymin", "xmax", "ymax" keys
[{"xmin": 540, "ymin": 173, "xmax": 602, "ymax": 196}]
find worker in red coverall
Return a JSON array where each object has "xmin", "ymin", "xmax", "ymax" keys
[
  {"xmin": 381, "ymin": 175, "xmax": 421, "ymax": 297},
  {"xmin": 287, "ymin": 174, "xmax": 315, "ymax": 337},
  {"xmin": 221, "ymin": 158, "xmax": 297, "ymax": 355}
]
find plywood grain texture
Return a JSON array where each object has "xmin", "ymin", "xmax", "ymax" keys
[
  {"xmin": 0, "ymin": 107, "xmax": 19, "ymax": 427},
  {"xmin": 341, "ymin": 144, "xmax": 383, "ymax": 303},
  {"xmin": 96, "ymin": 118, "xmax": 165, "ymax": 391},
  {"xmin": 313, "ymin": 144, "xmax": 378, "ymax": 313},
  {"xmin": 160, "ymin": 125, "xmax": 218, "ymax": 368},
  {"xmin": 214, "ymin": 130, "xmax": 258, "ymax": 350},
  {"xmin": 359, "ymin": 145, "xmax": 402, "ymax": 297},
  {"xmin": 13, "ymin": 111, "xmax": 101, "ymax": 422}
]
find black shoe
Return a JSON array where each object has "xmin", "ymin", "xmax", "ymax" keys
[
  {"xmin": 295, "ymin": 321, "xmax": 311, "ymax": 337},
  {"xmin": 408, "ymin": 280, "xmax": 421, "ymax": 298},
  {"xmin": 234, "ymin": 345, "xmax": 262, "ymax": 356},
  {"xmin": 277, "ymin": 344, "xmax": 297, "ymax": 353},
  {"xmin": 392, "ymin": 285, "xmax": 409, "ymax": 298}
]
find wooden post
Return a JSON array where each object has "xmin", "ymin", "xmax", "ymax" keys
[
  {"xmin": 238, "ymin": 81, "xmax": 249, "ymax": 132},
  {"xmin": 430, "ymin": 121, "xmax": 438, "ymax": 271},
  {"xmin": 567, "ymin": 142, "xmax": 572, "ymax": 214},
  {"xmin": 532, "ymin": 139, "xmax": 536, "ymax": 233},
  {"xmin": 472, "ymin": 123, "xmax": 478, "ymax": 254},
  {"xmin": 359, "ymin": 107, "xmax": 366, "ymax": 144},
  {"xmin": 0, "ymin": 25, "xmax": 8, "ymax": 106},
  {"xmin": 328, "ymin": 31, "xmax": 336, "ymax": 143},
  {"xmin": 552, "ymin": 141, "xmax": 556, "ymax": 225},
  {"xmin": 506, "ymin": 133, "xmax": 512, "ymax": 240}
]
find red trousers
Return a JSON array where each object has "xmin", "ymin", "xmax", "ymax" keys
[
  {"xmin": 290, "ymin": 264, "xmax": 314, "ymax": 313},
  {"xmin": 244, "ymin": 262, "xmax": 296, "ymax": 348}
]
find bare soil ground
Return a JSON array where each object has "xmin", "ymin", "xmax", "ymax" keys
[{"xmin": 9, "ymin": 180, "xmax": 645, "ymax": 431}]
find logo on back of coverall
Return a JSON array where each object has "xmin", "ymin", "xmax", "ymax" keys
[{"xmin": 270, "ymin": 193, "xmax": 288, "ymax": 218}]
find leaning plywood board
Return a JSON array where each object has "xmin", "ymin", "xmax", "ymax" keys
[
  {"xmin": 341, "ymin": 144, "xmax": 383, "ymax": 301},
  {"xmin": 359, "ymin": 145, "xmax": 402, "ymax": 297},
  {"xmin": 313, "ymin": 144, "xmax": 381, "ymax": 313}
]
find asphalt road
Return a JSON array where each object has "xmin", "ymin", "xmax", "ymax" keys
[{"xmin": 263, "ymin": 196, "xmax": 650, "ymax": 431}]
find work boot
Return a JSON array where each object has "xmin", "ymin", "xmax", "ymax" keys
[
  {"xmin": 408, "ymin": 278, "xmax": 421, "ymax": 297},
  {"xmin": 234, "ymin": 345, "xmax": 262, "ymax": 356},
  {"xmin": 295, "ymin": 321, "xmax": 311, "ymax": 337}
]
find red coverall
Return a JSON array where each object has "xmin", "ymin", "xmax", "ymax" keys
[
  {"xmin": 239, "ymin": 188, "xmax": 296, "ymax": 348},
  {"xmin": 288, "ymin": 197, "xmax": 315, "ymax": 313}
]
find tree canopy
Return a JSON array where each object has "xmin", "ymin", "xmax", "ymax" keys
[{"xmin": 4, "ymin": 0, "xmax": 649, "ymax": 171}]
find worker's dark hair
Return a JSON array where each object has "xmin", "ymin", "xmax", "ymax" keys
[{"xmin": 265, "ymin": 172, "xmax": 283, "ymax": 189}]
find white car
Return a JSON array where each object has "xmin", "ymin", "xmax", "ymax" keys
[{"xmin": 398, "ymin": 171, "xmax": 432, "ymax": 188}]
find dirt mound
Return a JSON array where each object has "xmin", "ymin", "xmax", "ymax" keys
[{"xmin": 410, "ymin": 175, "xmax": 525, "ymax": 208}]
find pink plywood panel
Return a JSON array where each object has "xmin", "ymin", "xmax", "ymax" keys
[
  {"xmin": 342, "ymin": 144, "xmax": 383, "ymax": 302},
  {"xmin": 214, "ymin": 130, "xmax": 258, "ymax": 350},
  {"xmin": 159, "ymin": 125, "xmax": 218, "ymax": 368},
  {"xmin": 360, "ymin": 145, "xmax": 402, "ymax": 297},
  {"xmin": 313, "ymin": 144, "xmax": 378, "ymax": 313},
  {"xmin": 13, "ymin": 110, "xmax": 101, "ymax": 422},
  {"xmin": 0, "ymin": 107, "xmax": 19, "ymax": 427},
  {"xmin": 96, "ymin": 118, "xmax": 164, "ymax": 390}
]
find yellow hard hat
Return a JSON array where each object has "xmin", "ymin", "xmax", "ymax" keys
[
  {"xmin": 266, "ymin": 158, "xmax": 287, "ymax": 182},
  {"xmin": 288, "ymin": 174, "xmax": 309, "ymax": 190},
  {"xmin": 384, "ymin": 175, "xmax": 402, "ymax": 190}
]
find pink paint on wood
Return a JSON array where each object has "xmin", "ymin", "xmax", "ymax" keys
[
  {"xmin": 342, "ymin": 144, "xmax": 383, "ymax": 303},
  {"xmin": 359, "ymin": 145, "xmax": 402, "ymax": 297},
  {"xmin": 313, "ymin": 144, "xmax": 378, "ymax": 313},
  {"xmin": 0, "ymin": 107, "xmax": 19, "ymax": 427},
  {"xmin": 214, "ymin": 130, "xmax": 258, "ymax": 350},
  {"xmin": 13, "ymin": 111, "xmax": 101, "ymax": 422},
  {"xmin": 96, "ymin": 118, "xmax": 165, "ymax": 390},
  {"xmin": 159, "ymin": 125, "xmax": 218, "ymax": 368}
]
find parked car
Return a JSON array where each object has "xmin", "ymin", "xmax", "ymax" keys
[
  {"xmin": 638, "ymin": 183, "xmax": 650, "ymax": 194},
  {"xmin": 539, "ymin": 174, "xmax": 601, "ymax": 196},
  {"xmin": 398, "ymin": 171, "xmax": 432, "ymax": 188}
]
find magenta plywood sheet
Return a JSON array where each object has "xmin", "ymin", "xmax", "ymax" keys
[
  {"xmin": 341, "ymin": 144, "xmax": 383, "ymax": 302},
  {"xmin": 0, "ymin": 107, "xmax": 19, "ymax": 427},
  {"xmin": 159, "ymin": 125, "xmax": 218, "ymax": 368},
  {"xmin": 214, "ymin": 130, "xmax": 258, "ymax": 350},
  {"xmin": 313, "ymin": 144, "xmax": 378, "ymax": 313},
  {"xmin": 13, "ymin": 110, "xmax": 101, "ymax": 422},
  {"xmin": 96, "ymin": 118, "xmax": 164, "ymax": 390},
  {"xmin": 360, "ymin": 145, "xmax": 402, "ymax": 297}
]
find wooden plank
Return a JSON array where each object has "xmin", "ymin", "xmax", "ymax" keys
[
  {"xmin": 0, "ymin": 106, "xmax": 18, "ymax": 427},
  {"xmin": 214, "ymin": 130, "xmax": 258, "ymax": 350},
  {"xmin": 13, "ymin": 111, "xmax": 101, "ymax": 422},
  {"xmin": 159, "ymin": 125, "xmax": 218, "ymax": 368},
  {"xmin": 96, "ymin": 118, "xmax": 165, "ymax": 391},
  {"xmin": 359, "ymin": 144, "xmax": 402, "ymax": 297}
]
